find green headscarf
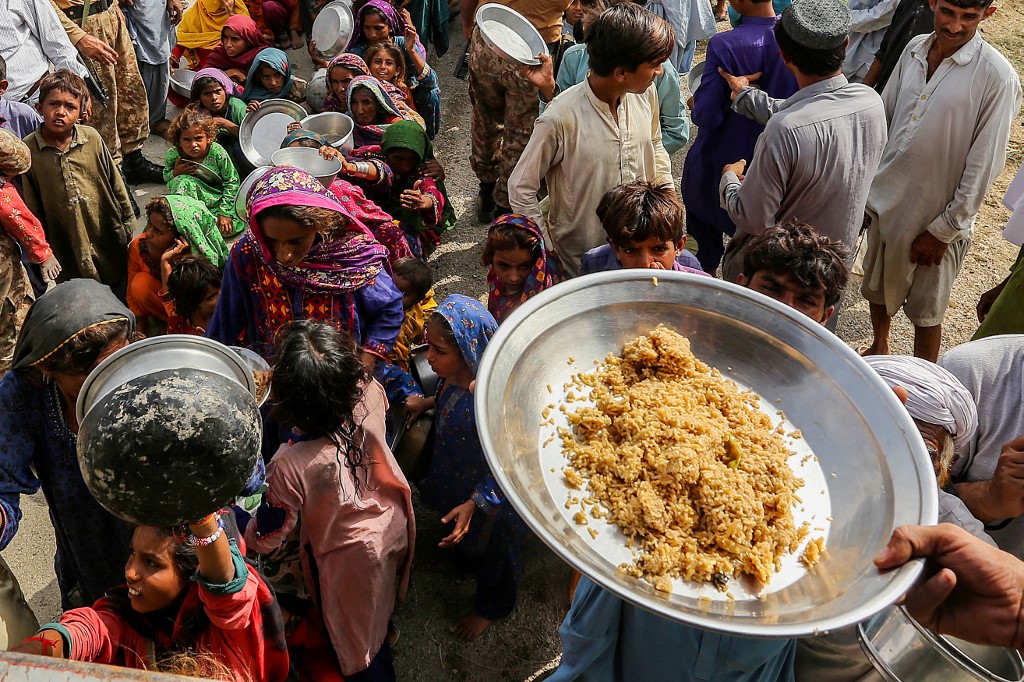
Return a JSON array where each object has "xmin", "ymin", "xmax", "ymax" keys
[
  {"xmin": 164, "ymin": 195, "xmax": 230, "ymax": 268},
  {"xmin": 379, "ymin": 120, "xmax": 456, "ymax": 233}
]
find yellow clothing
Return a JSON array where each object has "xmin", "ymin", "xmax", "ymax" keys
[
  {"xmin": 176, "ymin": 0, "xmax": 251, "ymax": 50},
  {"xmin": 391, "ymin": 289, "xmax": 436, "ymax": 369}
]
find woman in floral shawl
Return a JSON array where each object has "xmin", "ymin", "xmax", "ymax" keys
[
  {"xmin": 481, "ymin": 214, "xmax": 564, "ymax": 323},
  {"xmin": 127, "ymin": 195, "xmax": 230, "ymax": 328},
  {"xmin": 206, "ymin": 166, "xmax": 403, "ymax": 368},
  {"xmin": 346, "ymin": 75, "xmax": 421, "ymax": 148}
]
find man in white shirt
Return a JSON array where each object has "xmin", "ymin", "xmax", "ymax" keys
[
  {"xmin": 0, "ymin": 0, "xmax": 88, "ymax": 102},
  {"xmin": 508, "ymin": 3, "xmax": 674, "ymax": 277},
  {"xmin": 860, "ymin": 0, "xmax": 1022, "ymax": 362},
  {"xmin": 844, "ymin": 0, "xmax": 900, "ymax": 81}
]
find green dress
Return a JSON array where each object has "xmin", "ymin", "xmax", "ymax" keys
[
  {"xmin": 163, "ymin": 141, "xmax": 246, "ymax": 236},
  {"xmin": 973, "ymin": 246, "xmax": 1024, "ymax": 340}
]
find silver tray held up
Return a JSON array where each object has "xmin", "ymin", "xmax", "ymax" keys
[
  {"xmin": 475, "ymin": 3, "xmax": 548, "ymax": 66},
  {"xmin": 239, "ymin": 99, "xmax": 307, "ymax": 167},
  {"xmin": 474, "ymin": 270, "xmax": 938, "ymax": 637}
]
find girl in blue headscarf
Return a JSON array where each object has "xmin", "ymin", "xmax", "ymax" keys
[
  {"xmin": 407, "ymin": 294, "xmax": 525, "ymax": 642},
  {"xmin": 242, "ymin": 48, "xmax": 308, "ymax": 106}
]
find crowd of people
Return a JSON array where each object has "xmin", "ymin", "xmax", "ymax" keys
[{"xmin": 1, "ymin": 0, "xmax": 1024, "ymax": 677}]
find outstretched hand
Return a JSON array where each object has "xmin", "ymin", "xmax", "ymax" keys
[
  {"xmin": 717, "ymin": 67, "xmax": 761, "ymax": 100},
  {"xmin": 439, "ymin": 500, "xmax": 476, "ymax": 548}
]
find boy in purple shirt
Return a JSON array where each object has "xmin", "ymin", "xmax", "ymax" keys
[
  {"xmin": 681, "ymin": 0, "xmax": 798, "ymax": 274},
  {"xmin": 580, "ymin": 180, "xmax": 706, "ymax": 276}
]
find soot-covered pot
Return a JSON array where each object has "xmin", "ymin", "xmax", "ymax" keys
[{"xmin": 77, "ymin": 367, "xmax": 262, "ymax": 526}]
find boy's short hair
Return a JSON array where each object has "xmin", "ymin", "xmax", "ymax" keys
[
  {"xmin": 586, "ymin": 4, "xmax": 674, "ymax": 76},
  {"xmin": 393, "ymin": 257, "xmax": 433, "ymax": 299},
  {"xmin": 741, "ymin": 221, "xmax": 850, "ymax": 307},
  {"xmin": 774, "ymin": 20, "xmax": 847, "ymax": 77},
  {"xmin": 37, "ymin": 69, "xmax": 88, "ymax": 106},
  {"xmin": 166, "ymin": 254, "xmax": 222, "ymax": 320},
  {"xmin": 596, "ymin": 180, "xmax": 684, "ymax": 244},
  {"xmin": 167, "ymin": 105, "xmax": 219, "ymax": 145}
]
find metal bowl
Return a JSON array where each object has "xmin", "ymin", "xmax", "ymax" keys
[
  {"xmin": 475, "ymin": 3, "xmax": 548, "ymax": 66},
  {"xmin": 688, "ymin": 61, "xmax": 705, "ymax": 94},
  {"xmin": 311, "ymin": 0, "xmax": 355, "ymax": 59},
  {"xmin": 860, "ymin": 604, "xmax": 1024, "ymax": 681},
  {"xmin": 307, "ymin": 68, "xmax": 328, "ymax": 113},
  {"xmin": 300, "ymin": 112, "xmax": 354, "ymax": 153},
  {"xmin": 474, "ymin": 270, "xmax": 938, "ymax": 636},
  {"xmin": 271, "ymin": 147, "xmax": 343, "ymax": 187},
  {"xmin": 76, "ymin": 335, "xmax": 257, "ymax": 424},
  {"xmin": 181, "ymin": 159, "xmax": 223, "ymax": 187},
  {"xmin": 239, "ymin": 99, "xmax": 307, "ymax": 167},
  {"xmin": 235, "ymin": 165, "xmax": 273, "ymax": 220},
  {"xmin": 170, "ymin": 69, "xmax": 196, "ymax": 98},
  {"xmin": 230, "ymin": 346, "xmax": 272, "ymax": 407}
]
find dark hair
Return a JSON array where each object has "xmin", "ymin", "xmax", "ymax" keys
[
  {"xmin": 270, "ymin": 321, "xmax": 371, "ymax": 495},
  {"xmin": 742, "ymin": 221, "xmax": 850, "ymax": 307},
  {"xmin": 35, "ymin": 319, "xmax": 133, "ymax": 376},
  {"xmin": 167, "ymin": 106, "xmax": 219, "ymax": 146},
  {"xmin": 144, "ymin": 196, "xmax": 178, "ymax": 235},
  {"xmin": 481, "ymin": 221, "xmax": 543, "ymax": 266},
  {"xmin": 191, "ymin": 76, "xmax": 224, "ymax": 102},
  {"xmin": 586, "ymin": 4, "xmax": 674, "ymax": 76},
  {"xmin": 151, "ymin": 526, "xmax": 201, "ymax": 579},
  {"xmin": 287, "ymin": 137, "xmax": 323, "ymax": 149},
  {"xmin": 596, "ymin": 180, "xmax": 683, "ymax": 244},
  {"xmin": 361, "ymin": 7, "xmax": 391, "ymax": 31},
  {"xmin": 364, "ymin": 42, "xmax": 407, "ymax": 84},
  {"xmin": 166, "ymin": 255, "xmax": 222, "ymax": 321},
  {"xmin": 946, "ymin": 0, "xmax": 994, "ymax": 8},
  {"xmin": 393, "ymin": 257, "xmax": 433, "ymax": 299},
  {"xmin": 426, "ymin": 312, "xmax": 457, "ymax": 348},
  {"xmin": 0, "ymin": 55, "xmax": 6, "ymax": 82},
  {"xmin": 37, "ymin": 69, "xmax": 88, "ymax": 107},
  {"xmin": 256, "ymin": 204, "xmax": 348, "ymax": 233},
  {"xmin": 774, "ymin": 20, "xmax": 846, "ymax": 77}
]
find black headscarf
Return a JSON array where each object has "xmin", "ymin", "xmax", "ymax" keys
[{"xmin": 12, "ymin": 279, "xmax": 135, "ymax": 370}]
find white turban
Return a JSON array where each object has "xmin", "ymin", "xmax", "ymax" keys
[{"xmin": 864, "ymin": 355, "xmax": 978, "ymax": 450}]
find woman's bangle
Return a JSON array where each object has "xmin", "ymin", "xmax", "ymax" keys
[
  {"xmin": 418, "ymin": 63, "xmax": 430, "ymax": 80},
  {"xmin": 351, "ymin": 161, "xmax": 372, "ymax": 178},
  {"xmin": 188, "ymin": 515, "xmax": 225, "ymax": 547}
]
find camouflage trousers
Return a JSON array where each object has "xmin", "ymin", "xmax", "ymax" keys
[
  {"xmin": 0, "ymin": 235, "xmax": 34, "ymax": 377},
  {"xmin": 468, "ymin": 27, "xmax": 541, "ymax": 209},
  {"xmin": 81, "ymin": 6, "xmax": 150, "ymax": 163}
]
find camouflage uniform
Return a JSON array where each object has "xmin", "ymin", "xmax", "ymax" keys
[
  {"xmin": 468, "ymin": 26, "xmax": 541, "ymax": 210},
  {"xmin": 51, "ymin": 2, "xmax": 150, "ymax": 163},
  {"xmin": 0, "ymin": 235, "xmax": 33, "ymax": 377}
]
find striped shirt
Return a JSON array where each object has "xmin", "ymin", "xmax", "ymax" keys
[{"xmin": 0, "ymin": 0, "xmax": 88, "ymax": 101}]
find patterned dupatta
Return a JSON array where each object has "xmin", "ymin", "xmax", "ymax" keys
[{"xmin": 486, "ymin": 214, "xmax": 565, "ymax": 323}]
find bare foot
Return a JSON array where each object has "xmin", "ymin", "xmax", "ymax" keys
[
  {"xmin": 290, "ymin": 29, "xmax": 305, "ymax": 50},
  {"xmin": 449, "ymin": 611, "xmax": 492, "ymax": 642},
  {"xmin": 858, "ymin": 342, "xmax": 890, "ymax": 357}
]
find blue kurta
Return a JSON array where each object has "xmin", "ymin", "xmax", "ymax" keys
[
  {"xmin": 0, "ymin": 371, "xmax": 133, "ymax": 609},
  {"xmin": 550, "ymin": 576, "xmax": 796, "ymax": 682},
  {"xmin": 681, "ymin": 16, "xmax": 798, "ymax": 271}
]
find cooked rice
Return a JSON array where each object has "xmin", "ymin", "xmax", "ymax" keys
[{"xmin": 559, "ymin": 325, "xmax": 817, "ymax": 592}]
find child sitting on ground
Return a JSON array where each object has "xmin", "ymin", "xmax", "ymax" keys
[
  {"xmin": 22, "ymin": 70, "xmax": 134, "ymax": 296},
  {"xmin": 581, "ymin": 181, "xmax": 703, "ymax": 275},
  {"xmin": 164, "ymin": 107, "xmax": 246, "ymax": 238},
  {"xmin": 406, "ymin": 295, "xmax": 524, "ymax": 642},
  {"xmin": 245, "ymin": 320, "xmax": 414, "ymax": 681},
  {"xmin": 482, "ymin": 214, "xmax": 564, "ymax": 323},
  {"xmin": 13, "ymin": 514, "xmax": 290, "ymax": 682},
  {"xmin": 242, "ymin": 48, "xmax": 307, "ymax": 107},
  {"xmin": 190, "ymin": 68, "xmax": 249, "ymax": 157},
  {"xmin": 127, "ymin": 195, "xmax": 229, "ymax": 331},
  {"xmin": 166, "ymin": 254, "xmax": 223, "ymax": 336}
]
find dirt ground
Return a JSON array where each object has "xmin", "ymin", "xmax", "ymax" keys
[{"xmin": 4, "ymin": 3, "xmax": 1024, "ymax": 680}]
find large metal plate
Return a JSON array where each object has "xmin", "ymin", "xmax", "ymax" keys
[
  {"xmin": 169, "ymin": 69, "xmax": 196, "ymax": 97},
  {"xmin": 235, "ymin": 165, "xmax": 273, "ymax": 220},
  {"xmin": 476, "ymin": 3, "xmax": 548, "ymax": 66},
  {"xmin": 311, "ymin": 0, "xmax": 355, "ymax": 59},
  {"xmin": 238, "ymin": 99, "xmax": 307, "ymax": 167},
  {"xmin": 474, "ymin": 270, "xmax": 938, "ymax": 637}
]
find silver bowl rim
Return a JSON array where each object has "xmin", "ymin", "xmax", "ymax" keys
[
  {"xmin": 300, "ymin": 111, "xmax": 355, "ymax": 149},
  {"xmin": 859, "ymin": 604, "xmax": 1024, "ymax": 682},
  {"xmin": 688, "ymin": 61, "xmax": 705, "ymax": 93},
  {"xmin": 239, "ymin": 99, "xmax": 307, "ymax": 167},
  {"xmin": 235, "ymin": 164, "xmax": 274, "ymax": 220},
  {"xmin": 475, "ymin": 2, "xmax": 548, "ymax": 66},
  {"xmin": 474, "ymin": 269, "xmax": 937, "ymax": 636},
  {"xmin": 169, "ymin": 69, "xmax": 196, "ymax": 97},
  {"xmin": 270, "ymin": 149, "xmax": 344, "ymax": 179},
  {"xmin": 311, "ymin": 0, "xmax": 355, "ymax": 59},
  {"xmin": 229, "ymin": 345, "xmax": 272, "ymax": 407},
  {"xmin": 76, "ymin": 335, "xmax": 257, "ymax": 424}
]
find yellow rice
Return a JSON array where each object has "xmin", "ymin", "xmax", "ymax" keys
[{"xmin": 560, "ymin": 325, "xmax": 816, "ymax": 592}]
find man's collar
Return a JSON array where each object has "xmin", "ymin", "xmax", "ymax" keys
[
  {"xmin": 779, "ymin": 74, "xmax": 849, "ymax": 111},
  {"xmin": 34, "ymin": 123, "xmax": 81, "ymax": 151},
  {"xmin": 914, "ymin": 31, "xmax": 984, "ymax": 66}
]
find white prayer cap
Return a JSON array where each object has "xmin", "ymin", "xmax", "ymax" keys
[{"xmin": 864, "ymin": 355, "xmax": 978, "ymax": 450}]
